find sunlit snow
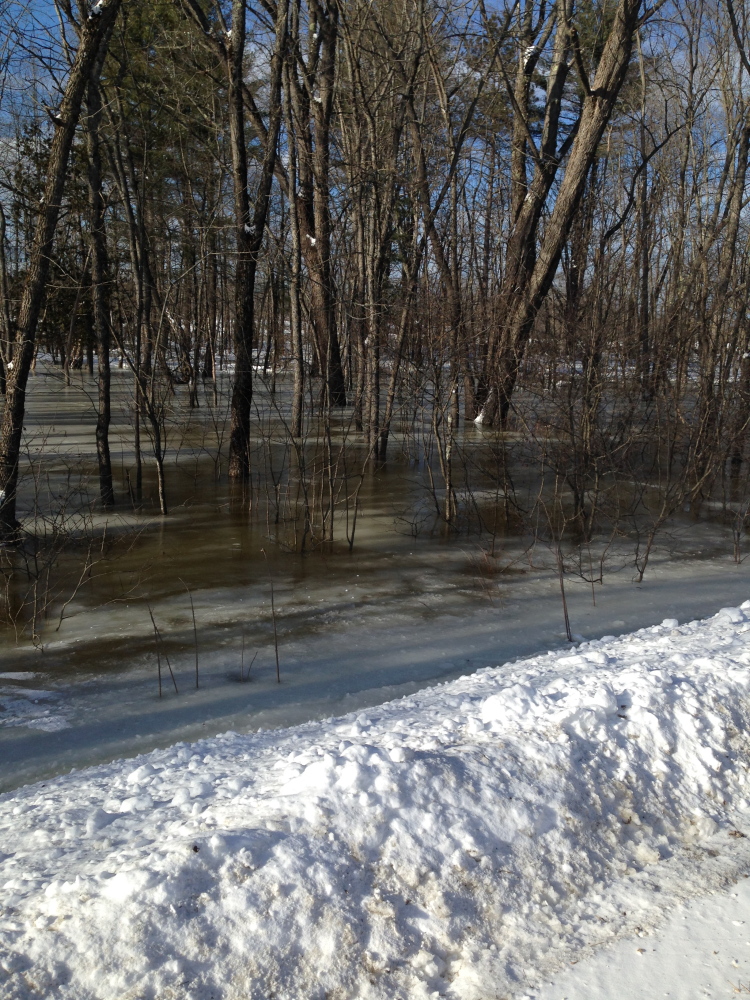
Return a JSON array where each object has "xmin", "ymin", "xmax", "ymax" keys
[{"xmin": 3, "ymin": 606, "xmax": 750, "ymax": 998}]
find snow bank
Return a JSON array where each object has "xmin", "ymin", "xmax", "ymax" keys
[{"xmin": 3, "ymin": 606, "xmax": 750, "ymax": 999}]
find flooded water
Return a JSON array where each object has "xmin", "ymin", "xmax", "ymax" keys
[{"xmin": 1, "ymin": 363, "xmax": 749, "ymax": 792}]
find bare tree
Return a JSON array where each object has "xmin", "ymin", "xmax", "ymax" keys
[{"xmin": 0, "ymin": 0, "xmax": 123, "ymax": 540}]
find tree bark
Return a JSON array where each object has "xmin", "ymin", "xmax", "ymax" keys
[
  {"xmin": 175, "ymin": 0, "xmax": 288, "ymax": 480},
  {"xmin": 0, "ymin": 204, "xmax": 11, "ymax": 394},
  {"xmin": 284, "ymin": 61, "xmax": 305, "ymax": 439},
  {"xmin": 226, "ymin": 0, "xmax": 287, "ymax": 479},
  {"xmin": 0, "ymin": 0, "xmax": 122, "ymax": 539},
  {"xmin": 289, "ymin": 0, "xmax": 347, "ymax": 408},
  {"xmin": 85, "ymin": 50, "xmax": 115, "ymax": 507},
  {"xmin": 476, "ymin": 0, "xmax": 644, "ymax": 426}
]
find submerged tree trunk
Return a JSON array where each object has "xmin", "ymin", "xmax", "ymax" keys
[
  {"xmin": 475, "ymin": 0, "xmax": 644, "ymax": 426},
  {"xmin": 0, "ymin": 205, "xmax": 11, "ymax": 395},
  {"xmin": 289, "ymin": 0, "xmax": 347, "ymax": 409},
  {"xmin": 284, "ymin": 61, "xmax": 304, "ymax": 439},
  {"xmin": 0, "ymin": 0, "xmax": 122, "ymax": 540},
  {"xmin": 176, "ymin": 0, "xmax": 287, "ymax": 480},
  {"xmin": 224, "ymin": 0, "xmax": 254, "ymax": 481},
  {"xmin": 85, "ymin": 63, "xmax": 115, "ymax": 508},
  {"xmin": 233, "ymin": 0, "xmax": 287, "ymax": 476}
]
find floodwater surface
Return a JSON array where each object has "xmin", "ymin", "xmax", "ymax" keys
[{"xmin": 1, "ymin": 364, "xmax": 748, "ymax": 792}]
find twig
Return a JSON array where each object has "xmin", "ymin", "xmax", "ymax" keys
[
  {"xmin": 147, "ymin": 603, "xmax": 162, "ymax": 698},
  {"xmin": 556, "ymin": 543, "xmax": 573, "ymax": 643},
  {"xmin": 180, "ymin": 577, "xmax": 199, "ymax": 688},
  {"xmin": 241, "ymin": 636, "xmax": 258, "ymax": 682},
  {"xmin": 163, "ymin": 636, "xmax": 178, "ymax": 694},
  {"xmin": 261, "ymin": 548, "xmax": 281, "ymax": 683},
  {"xmin": 55, "ymin": 542, "xmax": 95, "ymax": 631},
  {"xmin": 147, "ymin": 604, "xmax": 178, "ymax": 694}
]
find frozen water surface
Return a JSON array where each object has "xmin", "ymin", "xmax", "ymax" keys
[
  {"xmin": 0, "ymin": 364, "xmax": 749, "ymax": 792},
  {"xmin": 2, "ymin": 551, "xmax": 750, "ymax": 795}
]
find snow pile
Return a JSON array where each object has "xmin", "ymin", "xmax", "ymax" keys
[{"xmin": 3, "ymin": 606, "xmax": 750, "ymax": 999}]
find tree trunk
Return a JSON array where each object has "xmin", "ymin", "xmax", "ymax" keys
[
  {"xmin": 0, "ymin": 0, "xmax": 122, "ymax": 539},
  {"xmin": 0, "ymin": 205, "xmax": 11, "ymax": 394},
  {"xmin": 477, "ymin": 0, "xmax": 644, "ymax": 426},
  {"xmin": 290, "ymin": 1, "xmax": 347, "ymax": 409},
  {"xmin": 85, "ymin": 63, "xmax": 115, "ymax": 507},
  {"xmin": 226, "ymin": 0, "xmax": 288, "ymax": 478}
]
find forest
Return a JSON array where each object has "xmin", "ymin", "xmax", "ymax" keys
[
  {"xmin": 5, "ymin": 3, "xmax": 750, "ymax": 993},
  {"xmin": 0, "ymin": 0, "xmax": 749, "ymax": 636}
]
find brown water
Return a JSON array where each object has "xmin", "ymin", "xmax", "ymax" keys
[
  {"xmin": 1, "ymin": 362, "xmax": 517, "ymax": 660},
  {"xmin": 0, "ymin": 363, "xmax": 748, "ymax": 792}
]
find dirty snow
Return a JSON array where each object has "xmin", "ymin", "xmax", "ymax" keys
[{"xmin": 3, "ymin": 605, "xmax": 750, "ymax": 998}]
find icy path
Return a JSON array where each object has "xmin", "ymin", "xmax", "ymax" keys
[{"xmin": 3, "ymin": 607, "xmax": 750, "ymax": 999}]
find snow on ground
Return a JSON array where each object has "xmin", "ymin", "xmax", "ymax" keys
[
  {"xmin": 537, "ymin": 865, "xmax": 750, "ymax": 1000},
  {"xmin": 3, "ymin": 606, "xmax": 750, "ymax": 999}
]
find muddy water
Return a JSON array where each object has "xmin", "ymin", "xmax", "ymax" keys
[
  {"xmin": 2, "ymin": 362, "xmax": 510, "ymax": 670},
  {"xmin": 0, "ymin": 364, "xmax": 748, "ymax": 792}
]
